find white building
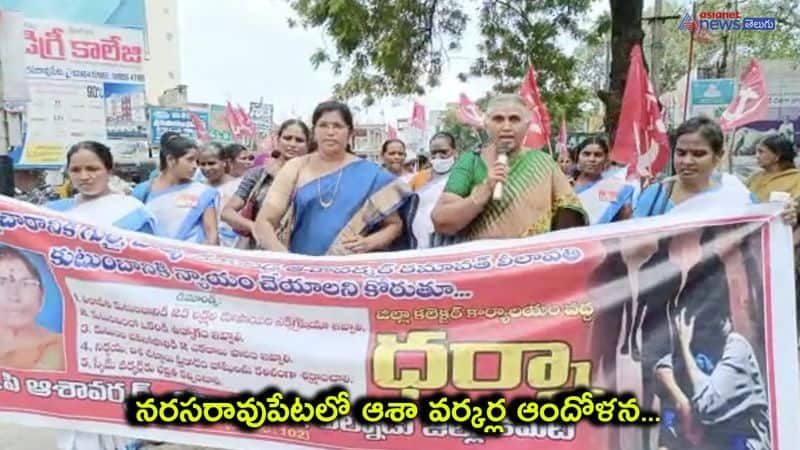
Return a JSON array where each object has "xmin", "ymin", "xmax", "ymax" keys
[
  {"xmin": 353, "ymin": 124, "xmax": 387, "ymax": 162},
  {"xmin": 143, "ymin": 0, "xmax": 181, "ymax": 104}
]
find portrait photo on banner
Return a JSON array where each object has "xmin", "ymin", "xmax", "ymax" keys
[
  {"xmin": 0, "ymin": 244, "xmax": 65, "ymax": 372},
  {"xmin": 586, "ymin": 223, "xmax": 770, "ymax": 450}
]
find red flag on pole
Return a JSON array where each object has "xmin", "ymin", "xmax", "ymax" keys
[
  {"xmin": 411, "ymin": 102, "xmax": 426, "ymax": 130},
  {"xmin": 225, "ymin": 102, "xmax": 243, "ymax": 140},
  {"xmin": 556, "ymin": 116, "xmax": 568, "ymax": 159},
  {"xmin": 519, "ymin": 66, "xmax": 552, "ymax": 149},
  {"xmin": 387, "ymin": 124, "xmax": 398, "ymax": 140},
  {"xmin": 456, "ymin": 93, "xmax": 484, "ymax": 129},
  {"xmin": 189, "ymin": 112, "xmax": 210, "ymax": 143},
  {"xmin": 236, "ymin": 104, "xmax": 256, "ymax": 138},
  {"xmin": 611, "ymin": 44, "xmax": 670, "ymax": 178},
  {"xmin": 718, "ymin": 58, "xmax": 769, "ymax": 132}
]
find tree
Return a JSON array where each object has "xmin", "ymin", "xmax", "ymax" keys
[
  {"xmin": 288, "ymin": 0, "xmax": 468, "ymax": 103},
  {"xmin": 438, "ymin": 107, "xmax": 484, "ymax": 153},
  {"xmin": 287, "ymin": 0, "xmax": 646, "ymax": 137},
  {"xmin": 467, "ymin": 0, "xmax": 594, "ymax": 132},
  {"xmin": 641, "ymin": 0, "xmax": 800, "ymax": 88}
]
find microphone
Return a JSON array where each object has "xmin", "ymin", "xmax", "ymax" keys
[{"xmin": 492, "ymin": 143, "xmax": 510, "ymax": 201}]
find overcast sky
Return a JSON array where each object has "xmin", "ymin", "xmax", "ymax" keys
[{"xmin": 177, "ymin": 0, "xmax": 668, "ymax": 126}]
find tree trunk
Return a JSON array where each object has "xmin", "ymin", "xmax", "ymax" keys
[{"xmin": 600, "ymin": 0, "xmax": 645, "ymax": 142}]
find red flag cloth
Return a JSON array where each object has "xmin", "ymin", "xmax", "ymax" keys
[
  {"xmin": 236, "ymin": 104, "xmax": 256, "ymax": 138},
  {"xmin": 719, "ymin": 58, "xmax": 769, "ymax": 132},
  {"xmin": 387, "ymin": 124, "xmax": 398, "ymax": 140},
  {"xmin": 611, "ymin": 44, "xmax": 670, "ymax": 178},
  {"xmin": 225, "ymin": 102, "xmax": 243, "ymax": 140},
  {"xmin": 188, "ymin": 112, "xmax": 210, "ymax": 143},
  {"xmin": 456, "ymin": 93, "xmax": 484, "ymax": 129},
  {"xmin": 556, "ymin": 116, "xmax": 568, "ymax": 159},
  {"xmin": 519, "ymin": 66, "xmax": 552, "ymax": 149},
  {"xmin": 411, "ymin": 102, "xmax": 426, "ymax": 130}
]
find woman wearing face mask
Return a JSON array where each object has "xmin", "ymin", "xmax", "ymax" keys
[
  {"xmin": 253, "ymin": 101, "xmax": 417, "ymax": 256},
  {"xmin": 221, "ymin": 119, "xmax": 310, "ymax": 249},
  {"xmin": 132, "ymin": 136, "xmax": 219, "ymax": 245},
  {"xmin": 408, "ymin": 132, "xmax": 459, "ymax": 248},
  {"xmin": 634, "ymin": 116, "xmax": 797, "ymax": 225},
  {"xmin": 199, "ymin": 142, "xmax": 239, "ymax": 247},
  {"xmin": 381, "ymin": 139, "xmax": 409, "ymax": 178},
  {"xmin": 48, "ymin": 141, "xmax": 156, "ymax": 234},
  {"xmin": 224, "ymin": 143, "xmax": 255, "ymax": 178},
  {"xmin": 572, "ymin": 136, "xmax": 637, "ymax": 224},
  {"xmin": 48, "ymin": 141, "xmax": 153, "ymax": 450}
]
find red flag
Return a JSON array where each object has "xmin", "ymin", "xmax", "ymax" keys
[
  {"xmin": 611, "ymin": 45, "xmax": 670, "ymax": 178},
  {"xmin": 225, "ymin": 102, "xmax": 243, "ymax": 140},
  {"xmin": 189, "ymin": 112, "xmax": 210, "ymax": 143},
  {"xmin": 519, "ymin": 66, "xmax": 552, "ymax": 149},
  {"xmin": 556, "ymin": 116, "xmax": 568, "ymax": 159},
  {"xmin": 719, "ymin": 58, "xmax": 769, "ymax": 132},
  {"xmin": 387, "ymin": 124, "xmax": 398, "ymax": 140},
  {"xmin": 235, "ymin": 104, "xmax": 256, "ymax": 138},
  {"xmin": 456, "ymin": 93, "xmax": 484, "ymax": 129},
  {"xmin": 411, "ymin": 102, "xmax": 426, "ymax": 130}
]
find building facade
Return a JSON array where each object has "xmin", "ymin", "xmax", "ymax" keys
[
  {"xmin": 353, "ymin": 124, "xmax": 388, "ymax": 162},
  {"xmin": 143, "ymin": 0, "xmax": 181, "ymax": 104}
]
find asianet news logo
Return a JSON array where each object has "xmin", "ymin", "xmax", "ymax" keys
[{"xmin": 678, "ymin": 11, "xmax": 776, "ymax": 31}]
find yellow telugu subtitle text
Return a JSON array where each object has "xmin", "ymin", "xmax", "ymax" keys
[{"xmin": 125, "ymin": 388, "xmax": 659, "ymax": 435}]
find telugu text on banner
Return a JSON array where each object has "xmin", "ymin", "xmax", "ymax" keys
[
  {"xmin": 0, "ymin": 198, "xmax": 796, "ymax": 450},
  {"xmin": 19, "ymin": 18, "xmax": 147, "ymax": 168}
]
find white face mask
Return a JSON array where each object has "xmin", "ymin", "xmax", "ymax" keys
[{"xmin": 431, "ymin": 156, "xmax": 455, "ymax": 174}]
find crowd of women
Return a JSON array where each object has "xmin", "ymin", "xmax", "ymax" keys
[
  {"xmin": 3, "ymin": 94, "xmax": 799, "ymax": 450},
  {"xmin": 11, "ymin": 95, "xmax": 799, "ymax": 258}
]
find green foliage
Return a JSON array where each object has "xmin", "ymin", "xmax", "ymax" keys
[
  {"xmin": 288, "ymin": 0, "xmax": 595, "ymax": 130},
  {"xmin": 288, "ymin": 0, "xmax": 799, "ymax": 135},
  {"xmin": 288, "ymin": 0, "xmax": 467, "ymax": 105},
  {"xmin": 638, "ymin": 0, "xmax": 800, "ymax": 91},
  {"xmin": 470, "ymin": 0, "xmax": 594, "ymax": 135},
  {"xmin": 438, "ymin": 106, "xmax": 484, "ymax": 153}
]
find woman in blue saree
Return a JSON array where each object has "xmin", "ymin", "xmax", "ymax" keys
[
  {"xmin": 132, "ymin": 136, "xmax": 219, "ymax": 245},
  {"xmin": 633, "ymin": 117, "xmax": 795, "ymax": 450},
  {"xmin": 254, "ymin": 101, "xmax": 417, "ymax": 256},
  {"xmin": 50, "ymin": 141, "xmax": 151, "ymax": 450},
  {"xmin": 572, "ymin": 136, "xmax": 636, "ymax": 224},
  {"xmin": 48, "ymin": 141, "xmax": 155, "ymax": 234},
  {"xmin": 634, "ymin": 117, "xmax": 773, "ymax": 219}
]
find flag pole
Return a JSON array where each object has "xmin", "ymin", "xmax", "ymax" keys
[
  {"xmin": 682, "ymin": 1, "xmax": 697, "ymax": 123},
  {"xmin": 726, "ymin": 126, "xmax": 737, "ymax": 174}
]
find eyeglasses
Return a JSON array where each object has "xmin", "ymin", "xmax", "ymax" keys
[{"xmin": 0, "ymin": 276, "xmax": 41, "ymax": 290}]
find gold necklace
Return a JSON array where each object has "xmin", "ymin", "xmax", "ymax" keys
[{"xmin": 318, "ymin": 168, "xmax": 344, "ymax": 208}]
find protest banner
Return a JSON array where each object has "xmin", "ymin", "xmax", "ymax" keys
[
  {"xmin": 249, "ymin": 102, "xmax": 274, "ymax": 136},
  {"xmin": 209, "ymin": 104, "xmax": 234, "ymax": 142},
  {"xmin": 148, "ymin": 107, "xmax": 209, "ymax": 145},
  {"xmin": 18, "ymin": 18, "xmax": 147, "ymax": 167},
  {"xmin": 0, "ymin": 197, "xmax": 796, "ymax": 450}
]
